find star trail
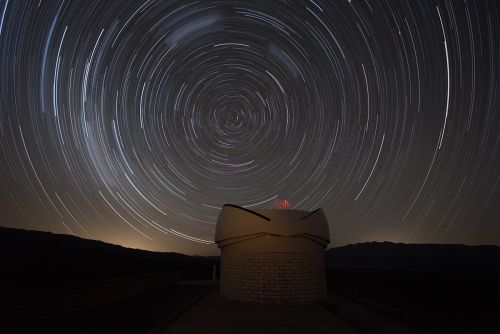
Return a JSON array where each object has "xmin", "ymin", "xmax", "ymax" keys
[{"xmin": 0, "ymin": 0, "xmax": 498, "ymax": 254}]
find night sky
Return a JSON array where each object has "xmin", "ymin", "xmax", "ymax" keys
[{"xmin": 0, "ymin": 0, "xmax": 498, "ymax": 255}]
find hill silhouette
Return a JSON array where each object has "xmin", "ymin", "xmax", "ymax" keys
[
  {"xmin": 1, "ymin": 227, "xmax": 498, "ymax": 333},
  {"xmin": 326, "ymin": 240, "xmax": 499, "ymax": 270},
  {"xmin": 0, "ymin": 226, "xmax": 217, "ymax": 290},
  {"xmin": 325, "ymin": 241, "xmax": 499, "ymax": 333}
]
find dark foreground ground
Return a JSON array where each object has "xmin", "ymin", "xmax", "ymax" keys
[
  {"xmin": 325, "ymin": 242, "xmax": 500, "ymax": 333},
  {"xmin": 1, "ymin": 227, "xmax": 498, "ymax": 333}
]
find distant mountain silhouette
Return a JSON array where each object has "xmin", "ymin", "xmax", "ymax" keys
[
  {"xmin": 1, "ymin": 227, "xmax": 498, "ymax": 333},
  {"xmin": 325, "ymin": 241, "xmax": 499, "ymax": 333},
  {"xmin": 0, "ymin": 226, "xmax": 218, "ymax": 290},
  {"xmin": 326, "ymin": 241, "xmax": 499, "ymax": 271}
]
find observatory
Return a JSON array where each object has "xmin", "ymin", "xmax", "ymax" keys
[{"xmin": 215, "ymin": 204, "xmax": 330, "ymax": 303}]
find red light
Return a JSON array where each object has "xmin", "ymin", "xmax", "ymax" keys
[{"xmin": 276, "ymin": 199, "xmax": 291, "ymax": 209}]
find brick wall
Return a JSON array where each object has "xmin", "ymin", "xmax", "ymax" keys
[{"xmin": 220, "ymin": 251, "xmax": 327, "ymax": 303}]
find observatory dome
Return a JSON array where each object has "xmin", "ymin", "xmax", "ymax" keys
[{"xmin": 215, "ymin": 204, "xmax": 330, "ymax": 303}]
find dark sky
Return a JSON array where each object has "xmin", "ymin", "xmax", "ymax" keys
[{"xmin": 0, "ymin": 0, "xmax": 498, "ymax": 255}]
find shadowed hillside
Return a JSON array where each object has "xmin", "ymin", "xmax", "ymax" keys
[
  {"xmin": 326, "ymin": 241, "xmax": 500, "ymax": 270},
  {"xmin": 325, "ymin": 242, "xmax": 500, "ymax": 333},
  {"xmin": 0, "ymin": 226, "xmax": 218, "ymax": 290},
  {"xmin": 1, "ymin": 228, "xmax": 498, "ymax": 333}
]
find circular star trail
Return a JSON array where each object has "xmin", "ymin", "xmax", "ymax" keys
[{"xmin": 0, "ymin": 0, "xmax": 498, "ymax": 253}]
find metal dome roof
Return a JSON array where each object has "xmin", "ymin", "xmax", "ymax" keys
[{"xmin": 215, "ymin": 204, "xmax": 330, "ymax": 248}]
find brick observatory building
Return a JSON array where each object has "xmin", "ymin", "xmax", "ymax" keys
[{"xmin": 215, "ymin": 204, "xmax": 330, "ymax": 303}]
